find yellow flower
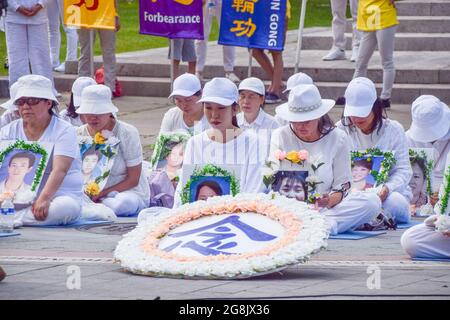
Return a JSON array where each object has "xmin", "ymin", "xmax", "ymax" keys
[
  {"xmin": 85, "ymin": 182, "xmax": 100, "ymax": 197},
  {"xmin": 94, "ymin": 132, "xmax": 106, "ymax": 144},
  {"xmin": 286, "ymin": 151, "xmax": 301, "ymax": 164}
]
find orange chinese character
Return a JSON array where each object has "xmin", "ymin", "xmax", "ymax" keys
[
  {"xmin": 230, "ymin": 18, "xmax": 257, "ymax": 37},
  {"xmin": 232, "ymin": 0, "xmax": 258, "ymax": 14}
]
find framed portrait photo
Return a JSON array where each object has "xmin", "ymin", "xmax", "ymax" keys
[
  {"xmin": 271, "ymin": 170, "xmax": 309, "ymax": 202},
  {"xmin": 409, "ymin": 148, "xmax": 434, "ymax": 209}
]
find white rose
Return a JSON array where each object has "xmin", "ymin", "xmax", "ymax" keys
[
  {"xmin": 435, "ymin": 215, "xmax": 450, "ymax": 233},
  {"xmin": 305, "ymin": 175, "xmax": 319, "ymax": 184},
  {"xmin": 261, "ymin": 167, "xmax": 274, "ymax": 177}
]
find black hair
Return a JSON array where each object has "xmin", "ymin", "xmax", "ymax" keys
[
  {"xmin": 272, "ymin": 171, "xmax": 308, "ymax": 201},
  {"xmin": 410, "ymin": 157, "xmax": 427, "ymax": 177},
  {"xmin": 352, "ymin": 159, "xmax": 372, "ymax": 170},
  {"xmin": 195, "ymin": 180, "xmax": 223, "ymax": 200},
  {"xmin": 318, "ymin": 114, "xmax": 335, "ymax": 135},
  {"xmin": 232, "ymin": 102, "xmax": 240, "ymax": 128},
  {"xmin": 9, "ymin": 152, "xmax": 36, "ymax": 168},
  {"xmin": 82, "ymin": 146, "xmax": 102, "ymax": 161},
  {"xmin": 341, "ymin": 98, "xmax": 387, "ymax": 134},
  {"xmin": 64, "ymin": 94, "xmax": 78, "ymax": 119}
]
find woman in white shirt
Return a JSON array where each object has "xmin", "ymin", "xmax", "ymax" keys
[
  {"xmin": 0, "ymin": 75, "xmax": 83, "ymax": 226},
  {"xmin": 337, "ymin": 77, "xmax": 412, "ymax": 224},
  {"xmin": 60, "ymin": 77, "xmax": 97, "ymax": 127},
  {"xmin": 405, "ymin": 95, "xmax": 450, "ymax": 205},
  {"xmin": 159, "ymin": 73, "xmax": 209, "ymax": 136},
  {"xmin": 76, "ymin": 85, "xmax": 150, "ymax": 217},
  {"xmin": 237, "ymin": 77, "xmax": 279, "ymax": 160},
  {"xmin": 271, "ymin": 84, "xmax": 381, "ymax": 235},
  {"xmin": 401, "ymin": 152, "xmax": 450, "ymax": 259}
]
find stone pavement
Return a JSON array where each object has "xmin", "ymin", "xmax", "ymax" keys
[{"xmin": 0, "ymin": 95, "xmax": 449, "ymax": 300}]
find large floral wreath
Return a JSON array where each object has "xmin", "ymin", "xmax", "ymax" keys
[{"xmin": 114, "ymin": 193, "xmax": 329, "ymax": 279}]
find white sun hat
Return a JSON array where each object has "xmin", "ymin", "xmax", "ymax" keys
[
  {"xmin": 168, "ymin": 73, "xmax": 202, "ymax": 99},
  {"xmin": 14, "ymin": 75, "xmax": 58, "ymax": 104},
  {"xmin": 238, "ymin": 77, "xmax": 265, "ymax": 96},
  {"xmin": 276, "ymin": 84, "xmax": 335, "ymax": 122},
  {"xmin": 408, "ymin": 95, "xmax": 450, "ymax": 143},
  {"xmin": 76, "ymin": 84, "xmax": 119, "ymax": 115},
  {"xmin": 198, "ymin": 77, "xmax": 238, "ymax": 106},
  {"xmin": 344, "ymin": 77, "xmax": 377, "ymax": 118},
  {"xmin": 1, "ymin": 81, "xmax": 21, "ymax": 111},
  {"xmin": 72, "ymin": 77, "xmax": 97, "ymax": 107},
  {"xmin": 283, "ymin": 73, "xmax": 313, "ymax": 93}
]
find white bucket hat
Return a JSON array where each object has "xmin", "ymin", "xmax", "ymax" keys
[
  {"xmin": 344, "ymin": 77, "xmax": 377, "ymax": 118},
  {"xmin": 168, "ymin": 73, "xmax": 202, "ymax": 99},
  {"xmin": 238, "ymin": 77, "xmax": 265, "ymax": 96},
  {"xmin": 276, "ymin": 84, "xmax": 335, "ymax": 122},
  {"xmin": 72, "ymin": 77, "xmax": 97, "ymax": 107},
  {"xmin": 76, "ymin": 84, "xmax": 119, "ymax": 115},
  {"xmin": 408, "ymin": 95, "xmax": 450, "ymax": 143},
  {"xmin": 283, "ymin": 73, "xmax": 313, "ymax": 93},
  {"xmin": 198, "ymin": 77, "xmax": 238, "ymax": 106},
  {"xmin": 1, "ymin": 81, "xmax": 20, "ymax": 111},
  {"xmin": 14, "ymin": 75, "xmax": 58, "ymax": 104}
]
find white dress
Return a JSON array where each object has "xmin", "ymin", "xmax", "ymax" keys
[
  {"xmin": 269, "ymin": 125, "xmax": 381, "ymax": 235},
  {"xmin": 337, "ymin": 119, "xmax": 413, "ymax": 223}
]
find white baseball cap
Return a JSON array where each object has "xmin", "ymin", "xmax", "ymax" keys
[
  {"xmin": 72, "ymin": 77, "xmax": 98, "ymax": 107},
  {"xmin": 168, "ymin": 73, "xmax": 202, "ymax": 99},
  {"xmin": 276, "ymin": 84, "xmax": 335, "ymax": 122},
  {"xmin": 76, "ymin": 85, "xmax": 119, "ymax": 115},
  {"xmin": 198, "ymin": 77, "xmax": 238, "ymax": 106},
  {"xmin": 283, "ymin": 73, "xmax": 313, "ymax": 93},
  {"xmin": 343, "ymin": 77, "xmax": 377, "ymax": 118},
  {"xmin": 1, "ymin": 81, "xmax": 20, "ymax": 111},
  {"xmin": 408, "ymin": 95, "xmax": 450, "ymax": 143},
  {"xmin": 14, "ymin": 75, "xmax": 58, "ymax": 104},
  {"xmin": 238, "ymin": 77, "xmax": 265, "ymax": 96}
]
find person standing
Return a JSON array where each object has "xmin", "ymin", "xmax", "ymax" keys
[
  {"xmin": 323, "ymin": 0, "xmax": 361, "ymax": 62},
  {"xmin": 5, "ymin": 0, "xmax": 55, "ymax": 91},
  {"xmin": 77, "ymin": 0, "xmax": 120, "ymax": 94}
]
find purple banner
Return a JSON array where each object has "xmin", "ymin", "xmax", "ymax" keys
[{"xmin": 139, "ymin": 0, "xmax": 204, "ymax": 40}]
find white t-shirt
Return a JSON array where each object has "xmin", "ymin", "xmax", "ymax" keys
[
  {"xmin": 77, "ymin": 121, "xmax": 150, "ymax": 204},
  {"xmin": 6, "ymin": 0, "xmax": 48, "ymax": 25},
  {"xmin": 159, "ymin": 107, "xmax": 210, "ymax": 136},
  {"xmin": 406, "ymin": 129, "xmax": 450, "ymax": 189},
  {"xmin": 0, "ymin": 116, "xmax": 84, "ymax": 200},
  {"xmin": 0, "ymin": 110, "xmax": 20, "ymax": 128},
  {"xmin": 337, "ymin": 118, "xmax": 412, "ymax": 197},
  {"xmin": 59, "ymin": 109, "xmax": 84, "ymax": 127},
  {"xmin": 270, "ymin": 125, "xmax": 352, "ymax": 195}
]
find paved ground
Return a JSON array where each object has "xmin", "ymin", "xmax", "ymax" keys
[{"xmin": 0, "ymin": 95, "xmax": 449, "ymax": 300}]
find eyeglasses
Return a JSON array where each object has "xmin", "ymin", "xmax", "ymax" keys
[{"xmin": 14, "ymin": 97, "xmax": 47, "ymax": 106}]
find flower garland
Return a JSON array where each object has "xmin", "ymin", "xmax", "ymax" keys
[
  {"xmin": 439, "ymin": 166, "xmax": 450, "ymax": 216},
  {"xmin": 0, "ymin": 140, "xmax": 48, "ymax": 192},
  {"xmin": 114, "ymin": 193, "xmax": 329, "ymax": 279},
  {"xmin": 181, "ymin": 164, "xmax": 239, "ymax": 204},
  {"xmin": 149, "ymin": 132, "xmax": 191, "ymax": 169},
  {"xmin": 409, "ymin": 149, "xmax": 434, "ymax": 197},
  {"xmin": 351, "ymin": 148, "xmax": 396, "ymax": 186}
]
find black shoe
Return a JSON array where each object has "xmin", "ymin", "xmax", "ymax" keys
[
  {"xmin": 335, "ymin": 96, "xmax": 346, "ymax": 105},
  {"xmin": 3, "ymin": 57, "xmax": 8, "ymax": 70},
  {"xmin": 380, "ymin": 98, "xmax": 391, "ymax": 109}
]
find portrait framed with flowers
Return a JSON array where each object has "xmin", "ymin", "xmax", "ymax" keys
[
  {"xmin": 78, "ymin": 131, "xmax": 120, "ymax": 197},
  {"xmin": 0, "ymin": 140, "xmax": 53, "ymax": 208},
  {"xmin": 271, "ymin": 170, "xmax": 309, "ymax": 203}
]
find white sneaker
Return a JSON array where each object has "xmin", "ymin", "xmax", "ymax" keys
[
  {"xmin": 225, "ymin": 72, "xmax": 240, "ymax": 83},
  {"xmin": 54, "ymin": 62, "xmax": 65, "ymax": 73},
  {"xmin": 322, "ymin": 48, "xmax": 346, "ymax": 61},
  {"xmin": 350, "ymin": 46, "xmax": 359, "ymax": 62}
]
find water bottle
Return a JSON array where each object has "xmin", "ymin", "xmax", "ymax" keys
[
  {"xmin": 0, "ymin": 198, "xmax": 15, "ymax": 233},
  {"xmin": 208, "ymin": 0, "xmax": 216, "ymax": 15}
]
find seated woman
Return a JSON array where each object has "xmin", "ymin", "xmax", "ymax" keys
[
  {"xmin": 271, "ymin": 84, "xmax": 381, "ymax": 236},
  {"xmin": 337, "ymin": 77, "xmax": 412, "ymax": 224},
  {"xmin": 401, "ymin": 153, "xmax": 450, "ymax": 259},
  {"xmin": 76, "ymin": 85, "xmax": 150, "ymax": 217},
  {"xmin": 159, "ymin": 73, "xmax": 209, "ymax": 136},
  {"xmin": 1, "ymin": 81, "xmax": 21, "ymax": 128},
  {"xmin": 406, "ymin": 95, "xmax": 450, "ymax": 205},
  {"xmin": 0, "ymin": 75, "xmax": 83, "ymax": 226},
  {"xmin": 60, "ymin": 77, "xmax": 97, "ymax": 127}
]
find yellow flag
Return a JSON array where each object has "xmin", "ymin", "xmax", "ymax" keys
[{"xmin": 64, "ymin": 0, "xmax": 117, "ymax": 30}]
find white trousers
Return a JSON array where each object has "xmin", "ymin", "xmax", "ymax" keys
[
  {"xmin": 195, "ymin": 0, "xmax": 235, "ymax": 72},
  {"xmin": 47, "ymin": 0, "xmax": 78, "ymax": 67},
  {"xmin": 354, "ymin": 25, "xmax": 397, "ymax": 100},
  {"xmin": 382, "ymin": 191, "xmax": 410, "ymax": 224},
  {"xmin": 324, "ymin": 192, "xmax": 381, "ymax": 235},
  {"xmin": 6, "ymin": 22, "xmax": 54, "ymax": 87},
  {"xmin": 18, "ymin": 196, "xmax": 81, "ymax": 226},
  {"xmin": 331, "ymin": 0, "xmax": 361, "ymax": 50},
  {"xmin": 81, "ymin": 195, "xmax": 117, "ymax": 221},
  {"xmin": 78, "ymin": 28, "xmax": 116, "ymax": 92},
  {"xmin": 401, "ymin": 223, "xmax": 450, "ymax": 259},
  {"xmin": 101, "ymin": 190, "xmax": 147, "ymax": 217}
]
